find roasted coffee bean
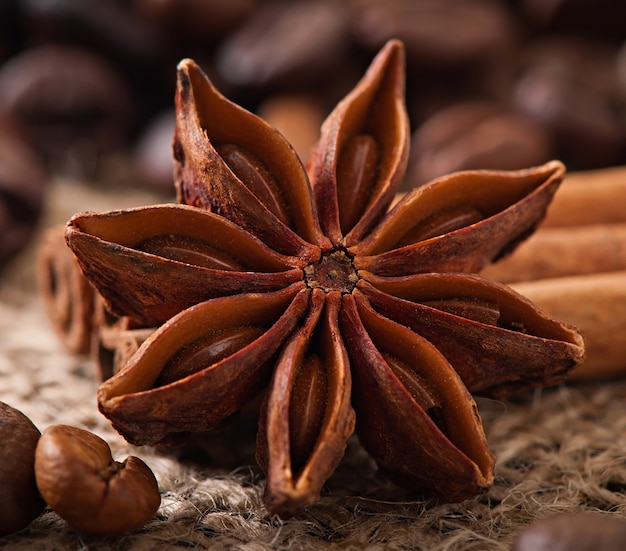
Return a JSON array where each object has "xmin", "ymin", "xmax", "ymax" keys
[
  {"xmin": 512, "ymin": 512, "xmax": 626, "ymax": 551},
  {"xmin": 216, "ymin": 0, "xmax": 350, "ymax": 91},
  {"xmin": 0, "ymin": 109, "xmax": 47, "ymax": 268},
  {"xmin": 351, "ymin": 0, "xmax": 520, "ymax": 114},
  {"xmin": 0, "ymin": 45, "xmax": 133, "ymax": 173},
  {"xmin": 520, "ymin": 0, "xmax": 626, "ymax": 39},
  {"xmin": 136, "ymin": 0, "xmax": 258, "ymax": 44},
  {"xmin": 35, "ymin": 425, "xmax": 161, "ymax": 535},
  {"xmin": 513, "ymin": 37, "xmax": 625, "ymax": 169},
  {"xmin": 0, "ymin": 402, "xmax": 45, "ymax": 536},
  {"xmin": 19, "ymin": 0, "xmax": 164, "ymax": 70},
  {"xmin": 351, "ymin": 0, "xmax": 517, "ymax": 69},
  {"xmin": 409, "ymin": 101, "xmax": 553, "ymax": 186}
]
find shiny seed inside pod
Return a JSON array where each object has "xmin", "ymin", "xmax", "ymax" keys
[
  {"xmin": 288, "ymin": 353, "xmax": 328, "ymax": 473},
  {"xmin": 217, "ymin": 143, "xmax": 291, "ymax": 226},
  {"xmin": 383, "ymin": 353, "xmax": 447, "ymax": 432},
  {"xmin": 422, "ymin": 297, "xmax": 501, "ymax": 326},
  {"xmin": 138, "ymin": 234, "xmax": 244, "ymax": 270},
  {"xmin": 34, "ymin": 425, "xmax": 161, "ymax": 535},
  {"xmin": 395, "ymin": 204, "xmax": 484, "ymax": 248},
  {"xmin": 337, "ymin": 134, "xmax": 379, "ymax": 233},
  {"xmin": 156, "ymin": 326, "xmax": 266, "ymax": 386}
]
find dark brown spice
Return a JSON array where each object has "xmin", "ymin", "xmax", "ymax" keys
[
  {"xmin": 60, "ymin": 40, "xmax": 584, "ymax": 516},
  {"xmin": 0, "ymin": 402, "xmax": 45, "ymax": 536}
]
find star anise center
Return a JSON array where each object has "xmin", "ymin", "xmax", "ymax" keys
[{"xmin": 303, "ymin": 249, "xmax": 358, "ymax": 294}]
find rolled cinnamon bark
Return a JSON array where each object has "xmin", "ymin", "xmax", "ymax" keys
[
  {"xmin": 483, "ymin": 223, "xmax": 626, "ymax": 283},
  {"xmin": 93, "ymin": 296, "xmax": 154, "ymax": 382},
  {"xmin": 37, "ymin": 225, "xmax": 95, "ymax": 354},
  {"xmin": 512, "ymin": 271, "xmax": 626, "ymax": 381},
  {"xmin": 544, "ymin": 165, "xmax": 626, "ymax": 227}
]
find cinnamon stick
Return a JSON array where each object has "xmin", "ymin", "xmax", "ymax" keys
[
  {"xmin": 483, "ymin": 223, "xmax": 626, "ymax": 283},
  {"xmin": 37, "ymin": 225, "xmax": 95, "ymax": 354},
  {"xmin": 512, "ymin": 271, "xmax": 626, "ymax": 381},
  {"xmin": 544, "ymin": 165, "xmax": 626, "ymax": 227}
]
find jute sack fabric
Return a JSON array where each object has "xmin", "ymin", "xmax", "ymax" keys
[{"xmin": 1, "ymin": 177, "xmax": 625, "ymax": 550}]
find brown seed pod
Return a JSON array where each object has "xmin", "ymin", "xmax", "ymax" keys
[
  {"xmin": 34, "ymin": 425, "xmax": 160, "ymax": 535},
  {"xmin": 0, "ymin": 402, "xmax": 45, "ymax": 536},
  {"xmin": 37, "ymin": 225, "xmax": 96, "ymax": 354}
]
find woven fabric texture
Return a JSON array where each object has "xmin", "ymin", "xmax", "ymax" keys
[{"xmin": 1, "ymin": 178, "xmax": 625, "ymax": 550}]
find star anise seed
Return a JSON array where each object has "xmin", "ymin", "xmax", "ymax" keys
[{"xmin": 63, "ymin": 40, "xmax": 584, "ymax": 516}]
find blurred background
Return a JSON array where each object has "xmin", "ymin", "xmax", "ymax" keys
[{"xmin": 1, "ymin": 0, "xmax": 626, "ymax": 268}]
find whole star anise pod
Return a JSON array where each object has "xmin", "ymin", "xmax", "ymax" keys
[{"xmin": 64, "ymin": 40, "xmax": 584, "ymax": 516}]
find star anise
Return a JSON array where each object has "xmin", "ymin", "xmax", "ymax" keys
[{"xmin": 64, "ymin": 40, "xmax": 584, "ymax": 516}]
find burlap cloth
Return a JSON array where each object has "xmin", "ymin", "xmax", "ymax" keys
[{"xmin": 1, "ymin": 174, "xmax": 625, "ymax": 550}]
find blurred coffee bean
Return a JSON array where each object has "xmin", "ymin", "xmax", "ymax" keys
[
  {"xmin": 0, "ymin": 109, "xmax": 47, "ymax": 268},
  {"xmin": 216, "ymin": 1, "xmax": 350, "ymax": 93},
  {"xmin": 519, "ymin": 36, "xmax": 619, "ymax": 100},
  {"xmin": 18, "ymin": 0, "xmax": 164, "ymax": 70},
  {"xmin": 1, "ymin": 0, "xmax": 625, "ymax": 191},
  {"xmin": 136, "ymin": 0, "xmax": 259, "ymax": 46},
  {"xmin": 353, "ymin": 0, "xmax": 520, "ymax": 99},
  {"xmin": 18, "ymin": 0, "xmax": 168, "ymax": 121},
  {"xmin": 520, "ymin": 0, "xmax": 626, "ymax": 39},
  {"xmin": 133, "ymin": 108, "xmax": 175, "ymax": 195},
  {"xmin": 408, "ymin": 101, "xmax": 553, "ymax": 186},
  {"xmin": 513, "ymin": 37, "xmax": 625, "ymax": 169},
  {"xmin": 0, "ymin": 45, "xmax": 133, "ymax": 175},
  {"xmin": 353, "ymin": 0, "xmax": 522, "ymax": 105},
  {"xmin": 351, "ymin": 0, "xmax": 518, "ymax": 68},
  {"xmin": 0, "ymin": 401, "xmax": 45, "ymax": 536},
  {"xmin": 512, "ymin": 512, "xmax": 626, "ymax": 551},
  {"xmin": 256, "ymin": 94, "xmax": 325, "ymax": 161}
]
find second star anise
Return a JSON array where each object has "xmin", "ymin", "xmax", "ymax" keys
[{"xmin": 64, "ymin": 40, "xmax": 584, "ymax": 516}]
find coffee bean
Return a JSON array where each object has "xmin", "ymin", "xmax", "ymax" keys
[
  {"xmin": 409, "ymin": 101, "xmax": 553, "ymax": 186},
  {"xmin": 351, "ymin": 0, "xmax": 518, "ymax": 69},
  {"xmin": 19, "ymin": 0, "xmax": 164, "ymax": 70},
  {"xmin": 0, "ymin": 45, "xmax": 133, "ymax": 173},
  {"xmin": 35, "ymin": 425, "xmax": 161, "ymax": 535},
  {"xmin": 0, "ymin": 402, "xmax": 45, "ymax": 536},
  {"xmin": 0, "ymin": 109, "xmax": 47, "ymax": 268},
  {"xmin": 520, "ymin": 0, "xmax": 626, "ymax": 39},
  {"xmin": 136, "ymin": 0, "xmax": 258, "ymax": 44},
  {"xmin": 513, "ymin": 37, "xmax": 625, "ymax": 169},
  {"xmin": 216, "ymin": 0, "xmax": 350, "ymax": 91}
]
